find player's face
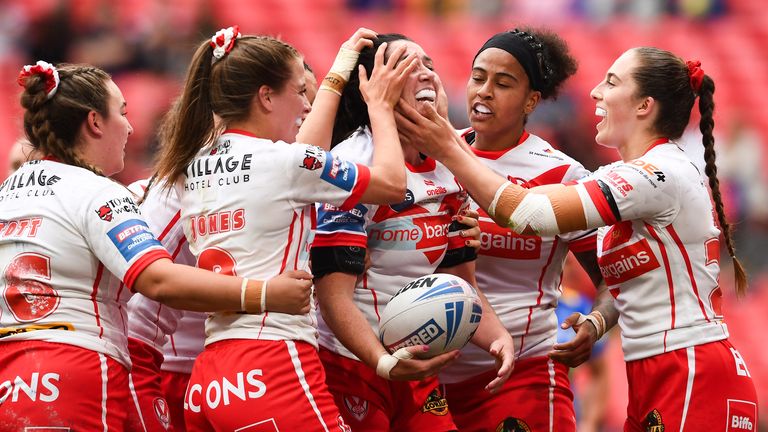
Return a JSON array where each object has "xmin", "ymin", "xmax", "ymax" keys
[
  {"xmin": 96, "ymin": 79, "xmax": 133, "ymax": 176},
  {"xmin": 386, "ymin": 40, "xmax": 438, "ymax": 112},
  {"xmin": 467, "ymin": 48, "xmax": 539, "ymax": 139},
  {"xmin": 590, "ymin": 49, "xmax": 645, "ymax": 149},
  {"xmin": 271, "ymin": 57, "xmax": 312, "ymax": 143},
  {"xmin": 304, "ymin": 69, "xmax": 318, "ymax": 105}
]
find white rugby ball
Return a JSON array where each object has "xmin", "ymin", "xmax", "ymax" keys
[{"xmin": 379, "ymin": 273, "xmax": 482, "ymax": 358}]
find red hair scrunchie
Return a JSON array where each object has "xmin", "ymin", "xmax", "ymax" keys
[
  {"xmin": 686, "ymin": 60, "xmax": 704, "ymax": 94},
  {"xmin": 18, "ymin": 60, "xmax": 60, "ymax": 99},
  {"xmin": 210, "ymin": 25, "xmax": 241, "ymax": 62}
]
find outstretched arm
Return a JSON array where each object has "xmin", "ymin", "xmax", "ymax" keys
[{"xmin": 297, "ymin": 27, "xmax": 377, "ymax": 150}]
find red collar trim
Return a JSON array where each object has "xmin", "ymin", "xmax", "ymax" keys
[
  {"xmin": 406, "ymin": 156, "xmax": 436, "ymax": 173},
  {"xmin": 469, "ymin": 130, "xmax": 530, "ymax": 160},
  {"xmin": 223, "ymin": 128, "xmax": 260, "ymax": 138},
  {"xmin": 42, "ymin": 155, "xmax": 60, "ymax": 162},
  {"xmin": 642, "ymin": 138, "xmax": 670, "ymax": 155}
]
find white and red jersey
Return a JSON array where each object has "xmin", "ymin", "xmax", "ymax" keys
[
  {"xmin": 441, "ymin": 129, "xmax": 596, "ymax": 383},
  {"xmin": 126, "ymin": 179, "xmax": 205, "ymax": 373},
  {"xmin": 314, "ymin": 128, "xmax": 468, "ymax": 360},
  {"xmin": 575, "ymin": 139, "xmax": 727, "ymax": 361},
  {"xmin": 0, "ymin": 160, "xmax": 170, "ymax": 367},
  {"xmin": 178, "ymin": 129, "xmax": 371, "ymax": 348}
]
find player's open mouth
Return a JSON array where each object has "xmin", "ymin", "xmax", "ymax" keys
[
  {"xmin": 415, "ymin": 89, "xmax": 436, "ymax": 104},
  {"xmin": 595, "ymin": 107, "xmax": 607, "ymax": 127}
]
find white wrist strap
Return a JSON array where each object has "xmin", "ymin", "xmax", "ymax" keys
[
  {"xmin": 488, "ymin": 181, "xmax": 512, "ymax": 218},
  {"xmin": 576, "ymin": 311, "xmax": 606, "ymax": 340},
  {"xmin": 240, "ymin": 278, "xmax": 249, "ymax": 312},
  {"xmin": 375, "ymin": 348, "xmax": 413, "ymax": 379},
  {"xmin": 329, "ymin": 47, "xmax": 361, "ymax": 82},
  {"xmin": 260, "ymin": 279, "xmax": 269, "ymax": 313}
]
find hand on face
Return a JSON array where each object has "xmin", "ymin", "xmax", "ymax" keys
[
  {"xmin": 394, "ymin": 98, "xmax": 460, "ymax": 161},
  {"xmin": 358, "ymin": 42, "xmax": 418, "ymax": 110}
]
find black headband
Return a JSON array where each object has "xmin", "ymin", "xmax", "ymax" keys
[{"xmin": 474, "ymin": 30, "xmax": 545, "ymax": 91}]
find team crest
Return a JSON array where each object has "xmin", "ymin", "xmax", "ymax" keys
[
  {"xmin": 496, "ymin": 417, "xmax": 531, "ymax": 432},
  {"xmin": 421, "ymin": 388, "xmax": 449, "ymax": 416},
  {"xmin": 96, "ymin": 204, "xmax": 113, "ymax": 222},
  {"xmin": 152, "ymin": 397, "xmax": 171, "ymax": 429},
  {"xmin": 643, "ymin": 408, "xmax": 665, "ymax": 432},
  {"xmin": 342, "ymin": 394, "xmax": 369, "ymax": 421},
  {"xmin": 300, "ymin": 146, "xmax": 324, "ymax": 171}
]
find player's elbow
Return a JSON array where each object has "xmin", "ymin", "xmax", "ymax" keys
[{"xmin": 132, "ymin": 259, "xmax": 176, "ymax": 303}]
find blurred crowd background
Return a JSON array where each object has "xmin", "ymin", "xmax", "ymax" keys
[{"xmin": 0, "ymin": 0, "xmax": 765, "ymax": 429}]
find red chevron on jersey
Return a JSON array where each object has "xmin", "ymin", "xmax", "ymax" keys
[
  {"xmin": 511, "ymin": 164, "xmax": 571, "ymax": 188},
  {"xmin": 602, "ymin": 220, "xmax": 634, "ymax": 252},
  {"xmin": 598, "ymin": 238, "xmax": 660, "ymax": 285}
]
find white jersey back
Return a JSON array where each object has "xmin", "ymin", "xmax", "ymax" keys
[
  {"xmin": 126, "ymin": 179, "xmax": 205, "ymax": 373},
  {"xmin": 441, "ymin": 130, "xmax": 596, "ymax": 383},
  {"xmin": 179, "ymin": 130, "xmax": 371, "ymax": 347},
  {"xmin": 314, "ymin": 128, "xmax": 468, "ymax": 360},
  {"xmin": 576, "ymin": 140, "xmax": 727, "ymax": 360},
  {"xmin": 0, "ymin": 160, "xmax": 169, "ymax": 367}
]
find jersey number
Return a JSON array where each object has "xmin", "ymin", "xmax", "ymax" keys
[
  {"xmin": 197, "ymin": 247, "xmax": 238, "ymax": 276},
  {"xmin": 3, "ymin": 253, "xmax": 60, "ymax": 322}
]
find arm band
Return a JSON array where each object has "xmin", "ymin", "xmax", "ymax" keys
[{"xmin": 310, "ymin": 246, "xmax": 366, "ymax": 278}]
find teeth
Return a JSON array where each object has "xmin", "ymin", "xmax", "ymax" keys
[
  {"xmin": 595, "ymin": 107, "xmax": 607, "ymax": 117},
  {"xmin": 415, "ymin": 89, "xmax": 436, "ymax": 101},
  {"xmin": 474, "ymin": 104, "xmax": 491, "ymax": 114},
  {"xmin": 295, "ymin": 117, "xmax": 304, "ymax": 127}
]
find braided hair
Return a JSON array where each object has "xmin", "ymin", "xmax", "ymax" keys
[
  {"xmin": 632, "ymin": 47, "xmax": 747, "ymax": 296},
  {"xmin": 19, "ymin": 64, "xmax": 111, "ymax": 175}
]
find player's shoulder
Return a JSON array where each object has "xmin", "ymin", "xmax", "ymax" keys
[{"xmin": 331, "ymin": 127, "xmax": 373, "ymax": 163}]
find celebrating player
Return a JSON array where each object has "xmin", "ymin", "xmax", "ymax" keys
[
  {"xmin": 0, "ymin": 62, "xmax": 312, "ymax": 430},
  {"xmin": 436, "ymin": 28, "xmax": 606, "ymax": 432},
  {"xmin": 151, "ymin": 26, "xmax": 418, "ymax": 430},
  {"xmin": 312, "ymin": 33, "xmax": 514, "ymax": 431},
  {"xmin": 397, "ymin": 46, "xmax": 758, "ymax": 431}
]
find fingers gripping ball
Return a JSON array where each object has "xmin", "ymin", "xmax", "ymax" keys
[{"xmin": 379, "ymin": 273, "xmax": 482, "ymax": 358}]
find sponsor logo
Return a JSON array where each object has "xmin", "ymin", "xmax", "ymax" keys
[
  {"xmin": 629, "ymin": 159, "xmax": 665, "ymax": 183},
  {"xmin": 0, "ymin": 372, "xmax": 60, "ymax": 404},
  {"xmin": 368, "ymin": 214, "xmax": 451, "ymax": 263},
  {"xmin": 186, "ymin": 154, "xmax": 252, "ymax": 178},
  {"xmin": 342, "ymin": 394, "xmax": 368, "ymax": 421},
  {"xmin": 730, "ymin": 348, "xmax": 752, "ymax": 377},
  {"xmin": 153, "ymin": 397, "xmax": 170, "ymax": 429},
  {"xmin": 643, "ymin": 408, "xmax": 664, "ymax": 432},
  {"xmin": 421, "ymin": 388, "xmax": 449, "ymax": 416},
  {"xmin": 598, "ymin": 239, "xmax": 660, "ymax": 285},
  {"xmin": 93, "ymin": 197, "xmax": 140, "ymax": 222},
  {"xmin": 320, "ymin": 154, "xmax": 357, "ymax": 192},
  {"xmin": 0, "ymin": 169, "xmax": 61, "ymax": 193},
  {"xmin": 727, "ymin": 400, "xmax": 757, "ymax": 432},
  {"xmin": 496, "ymin": 417, "xmax": 531, "ymax": 432},
  {"xmin": 478, "ymin": 219, "xmax": 540, "ymax": 259},
  {"xmin": 209, "ymin": 139, "xmax": 231, "ymax": 155},
  {"xmin": 184, "ymin": 369, "xmax": 267, "ymax": 413},
  {"xmin": 384, "ymin": 318, "xmax": 445, "ymax": 352},
  {"xmin": 0, "ymin": 322, "xmax": 73, "ymax": 339},
  {"xmin": 0, "ymin": 217, "xmax": 43, "ymax": 238},
  {"xmin": 605, "ymin": 171, "xmax": 634, "ymax": 196},
  {"xmin": 300, "ymin": 146, "xmax": 325, "ymax": 171},
  {"xmin": 426, "ymin": 185, "xmax": 447, "ymax": 197},
  {"xmin": 107, "ymin": 219, "xmax": 162, "ymax": 262}
]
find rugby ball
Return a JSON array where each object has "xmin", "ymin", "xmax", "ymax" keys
[{"xmin": 379, "ymin": 273, "xmax": 482, "ymax": 358}]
